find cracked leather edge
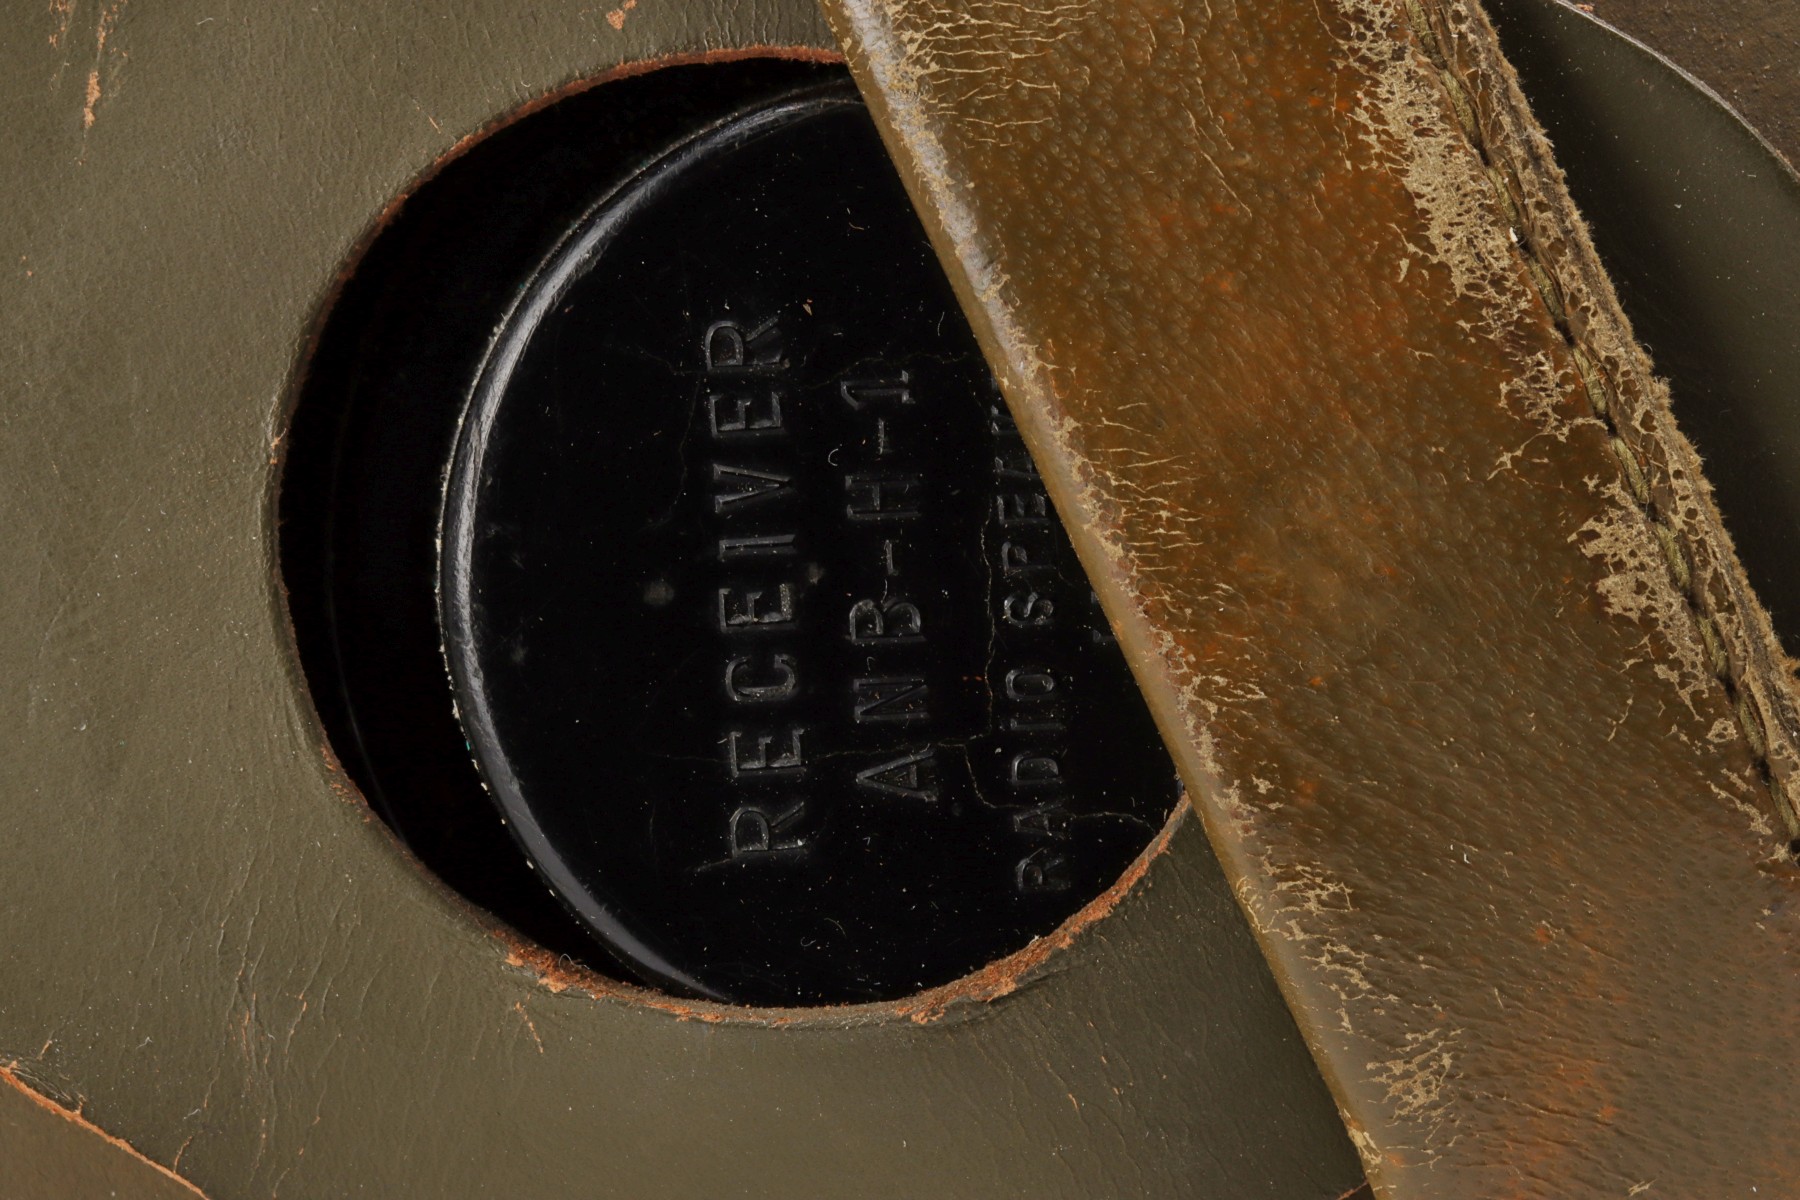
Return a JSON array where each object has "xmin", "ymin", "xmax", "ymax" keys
[
  {"xmin": 1406, "ymin": 0, "xmax": 1800, "ymax": 838},
  {"xmin": 817, "ymin": 0, "xmax": 1800, "ymax": 1192}
]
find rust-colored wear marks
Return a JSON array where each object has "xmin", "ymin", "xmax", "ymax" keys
[
  {"xmin": 47, "ymin": 0, "xmax": 76, "ymax": 48},
  {"xmin": 510, "ymin": 1001, "xmax": 546, "ymax": 1053},
  {"xmin": 499, "ymin": 937, "xmax": 798, "ymax": 1025},
  {"xmin": 816, "ymin": 0, "xmax": 1800, "ymax": 1192},
  {"xmin": 498, "ymin": 800, "xmax": 1187, "ymax": 1027},
  {"xmin": 892, "ymin": 796, "xmax": 1187, "ymax": 1023},
  {"xmin": 1, "ymin": 1064, "xmax": 210, "ymax": 1199},
  {"xmin": 45, "ymin": 0, "xmax": 129, "ymax": 130},
  {"xmin": 82, "ymin": 1, "xmax": 126, "ymax": 130},
  {"xmin": 606, "ymin": 0, "xmax": 640, "ymax": 30}
]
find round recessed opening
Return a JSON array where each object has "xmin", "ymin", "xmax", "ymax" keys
[{"xmin": 279, "ymin": 58, "xmax": 1182, "ymax": 1007}]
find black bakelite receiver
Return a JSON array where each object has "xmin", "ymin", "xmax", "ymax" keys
[{"xmin": 284, "ymin": 68, "xmax": 1180, "ymax": 1006}]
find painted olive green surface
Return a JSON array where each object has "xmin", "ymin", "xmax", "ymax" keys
[
  {"xmin": 0, "ymin": 1, "xmax": 1361, "ymax": 1196},
  {"xmin": 0, "ymin": 1076, "xmax": 203, "ymax": 1200}
]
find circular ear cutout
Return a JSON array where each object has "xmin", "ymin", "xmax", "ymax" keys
[{"xmin": 279, "ymin": 58, "xmax": 1183, "ymax": 1006}]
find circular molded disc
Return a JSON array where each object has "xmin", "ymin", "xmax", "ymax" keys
[{"xmin": 440, "ymin": 88, "xmax": 1180, "ymax": 1005}]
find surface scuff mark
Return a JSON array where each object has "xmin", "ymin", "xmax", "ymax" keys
[
  {"xmin": 511, "ymin": 1000, "xmax": 545, "ymax": 1053},
  {"xmin": 48, "ymin": 0, "xmax": 77, "ymax": 48},
  {"xmin": 1, "ymin": 1062, "xmax": 210, "ymax": 1198},
  {"xmin": 1572, "ymin": 480, "xmax": 1713, "ymax": 715},
  {"xmin": 1368, "ymin": 1027, "xmax": 1458, "ymax": 1130},
  {"xmin": 84, "ymin": 2, "xmax": 128, "ymax": 130},
  {"xmin": 53, "ymin": 0, "xmax": 130, "ymax": 131},
  {"xmin": 1335, "ymin": 0, "xmax": 1526, "ymax": 321},
  {"xmin": 604, "ymin": 0, "xmax": 638, "ymax": 30}
]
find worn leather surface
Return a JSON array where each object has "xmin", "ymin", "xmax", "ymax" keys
[
  {"xmin": 1487, "ymin": 0, "xmax": 1800, "ymax": 659},
  {"xmin": 817, "ymin": 0, "xmax": 1800, "ymax": 1193},
  {"xmin": 0, "ymin": 1, "xmax": 1362, "ymax": 1196}
]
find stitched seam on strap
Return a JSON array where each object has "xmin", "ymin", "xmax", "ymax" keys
[{"xmin": 1399, "ymin": 0, "xmax": 1800, "ymax": 841}]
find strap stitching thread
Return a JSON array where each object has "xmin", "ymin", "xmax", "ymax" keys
[{"xmin": 1399, "ymin": 0, "xmax": 1800, "ymax": 841}]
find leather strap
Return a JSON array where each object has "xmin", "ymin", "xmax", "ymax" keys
[{"xmin": 817, "ymin": 0, "xmax": 1800, "ymax": 1192}]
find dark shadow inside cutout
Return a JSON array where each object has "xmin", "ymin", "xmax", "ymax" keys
[
  {"xmin": 282, "ymin": 60, "xmax": 849, "ymax": 995},
  {"xmin": 282, "ymin": 9, "xmax": 1800, "ymax": 1007},
  {"xmin": 280, "ymin": 58, "xmax": 1183, "ymax": 1007}
]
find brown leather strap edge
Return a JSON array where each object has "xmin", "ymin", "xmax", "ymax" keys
[{"xmin": 1408, "ymin": 0, "xmax": 1800, "ymax": 843}]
